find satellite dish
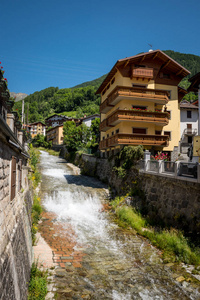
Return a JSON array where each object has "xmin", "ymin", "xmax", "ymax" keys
[{"xmin": 148, "ymin": 43, "xmax": 153, "ymax": 52}]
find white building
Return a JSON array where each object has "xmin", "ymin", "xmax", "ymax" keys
[
  {"xmin": 82, "ymin": 114, "xmax": 100, "ymax": 127},
  {"xmin": 180, "ymin": 101, "xmax": 198, "ymax": 154}
]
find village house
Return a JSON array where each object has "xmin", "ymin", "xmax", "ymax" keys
[
  {"xmin": 81, "ymin": 114, "xmax": 100, "ymax": 127},
  {"xmin": 46, "ymin": 124, "xmax": 64, "ymax": 145},
  {"xmin": 29, "ymin": 121, "xmax": 46, "ymax": 138},
  {"xmin": 179, "ymin": 100, "xmax": 198, "ymax": 155},
  {"xmin": 0, "ymin": 69, "xmax": 32, "ymax": 299},
  {"xmin": 96, "ymin": 49, "xmax": 190, "ymax": 160},
  {"xmin": 45, "ymin": 113, "xmax": 81, "ymax": 128}
]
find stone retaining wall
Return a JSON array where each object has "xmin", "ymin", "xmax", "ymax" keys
[
  {"xmin": 0, "ymin": 140, "xmax": 32, "ymax": 300},
  {"xmin": 67, "ymin": 151, "xmax": 200, "ymax": 233}
]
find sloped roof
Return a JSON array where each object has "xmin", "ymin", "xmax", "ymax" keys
[{"xmin": 96, "ymin": 50, "xmax": 190, "ymax": 94}]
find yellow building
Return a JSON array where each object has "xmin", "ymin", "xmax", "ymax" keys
[
  {"xmin": 96, "ymin": 50, "xmax": 190, "ymax": 159},
  {"xmin": 29, "ymin": 121, "xmax": 46, "ymax": 138},
  {"xmin": 46, "ymin": 125, "xmax": 64, "ymax": 145}
]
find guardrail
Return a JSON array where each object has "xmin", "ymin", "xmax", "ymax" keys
[{"xmin": 137, "ymin": 158, "xmax": 200, "ymax": 182}]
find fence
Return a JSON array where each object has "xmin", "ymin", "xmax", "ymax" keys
[{"xmin": 137, "ymin": 156, "xmax": 200, "ymax": 182}]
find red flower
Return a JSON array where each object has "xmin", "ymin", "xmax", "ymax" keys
[
  {"xmin": 4, "ymin": 78, "xmax": 7, "ymax": 81},
  {"xmin": 1, "ymin": 66, "xmax": 3, "ymax": 69}
]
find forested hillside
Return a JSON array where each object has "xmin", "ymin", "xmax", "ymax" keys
[{"xmin": 13, "ymin": 50, "xmax": 200, "ymax": 123}]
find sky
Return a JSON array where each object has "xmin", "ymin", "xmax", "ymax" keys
[{"xmin": 1, "ymin": 0, "xmax": 200, "ymax": 95}]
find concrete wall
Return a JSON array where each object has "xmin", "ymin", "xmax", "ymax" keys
[
  {"xmin": 0, "ymin": 140, "xmax": 32, "ymax": 300},
  {"xmin": 72, "ymin": 152, "xmax": 200, "ymax": 233}
]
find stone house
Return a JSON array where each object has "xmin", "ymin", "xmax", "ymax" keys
[{"xmin": 0, "ymin": 69, "xmax": 32, "ymax": 299}]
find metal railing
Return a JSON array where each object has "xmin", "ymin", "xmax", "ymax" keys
[
  {"xmin": 136, "ymin": 159, "xmax": 199, "ymax": 182},
  {"xmin": 148, "ymin": 160, "xmax": 159, "ymax": 173},
  {"xmin": 178, "ymin": 162, "xmax": 198, "ymax": 179},
  {"xmin": 163, "ymin": 161, "xmax": 175, "ymax": 173}
]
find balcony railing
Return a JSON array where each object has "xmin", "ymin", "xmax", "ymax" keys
[
  {"xmin": 132, "ymin": 67, "xmax": 153, "ymax": 79},
  {"xmin": 106, "ymin": 109, "xmax": 170, "ymax": 126},
  {"xmin": 106, "ymin": 133, "xmax": 169, "ymax": 147},
  {"xmin": 183, "ymin": 128, "xmax": 197, "ymax": 136},
  {"xmin": 100, "ymin": 86, "xmax": 169, "ymax": 113},
  {"xmin": 99, "ymin": 139, "xmax": 107, "ymax": 150},
  {"xmin": 99, "ymin": 119, "xmax": 113, "ymax": 132}
]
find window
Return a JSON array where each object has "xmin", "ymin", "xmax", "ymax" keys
[
  {"xmin": 11, "ymin": 156, "xmax": 17, "ymax": 200},
  {"xmin": 112, "ymin": 131, "xmax": 114, "ymax": 136},
  {"xmin": 188, "ymin": 136, "xmax": 192, "ymax": 144},
  {"xmin": 18, "ymin": 160, "xmax": 22, "ymax": 192},
  {"xmin": 132, "ymin": 128, "xmax": 147, "ymax": 134},
  {"xmin": 164, "ymin": 131, "xmax": 171, "ymax": 140},
  {"xmin": 187, "ymin": 111, "xmax": 192, "ymax": 118},
  {"xmin": 107, "ymin": 134, "xmax": 109, "ymax": 138},
  {"xmin": 167, "ymin": 111, "xmax": 171, "ymax": 119},
  {"xmin": 116, "ymin": 129, "xmax": 119, "ymax": 134},
  {"xmin": 132, "ymin": 105, "xmax": 147, "ymax": 110},
  {"xmin": 155, "ymin": 130, "xmax": 161, "ymax": 135},
  {"xmin": 132, "ymin": 84, "xmax": 147, "ymax": 88}
]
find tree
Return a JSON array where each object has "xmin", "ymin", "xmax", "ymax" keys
[{"xmin": 63, "ymin": 121, "xmax": 91, "ymax": 152}]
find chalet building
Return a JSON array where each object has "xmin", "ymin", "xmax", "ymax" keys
[
  {"xmin": 81, "ymin": 114, "xmax": 100, "ymax": 127},
  {"xmin": 45, "ymin": 114, "xmax": 81, "ymax": 128},
  {"xmin": 179, "ymin": 101, "xmax": 198, "ymax": 154},
  {"xmin": 29, "ymin": 121, "xmax": 46, "ymax": 138},
  {"xmin": 188, "ymin": 72, "xmax": 200, "ymax": 134},
  {"xmin": 96, "ymin": 50, "xmax": 190, "ymax": 159},
  {"xmin": 0, "ymin": 69, "xmax": 32, "ymax": 299},
  {"xmin": 46, "ymin": 124, "xmax": 64, "ymax": 145}
]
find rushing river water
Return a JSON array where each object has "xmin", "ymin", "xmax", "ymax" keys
[{"xmin": 39, "ymin": 151, "xmax": 200, "ymax": 300}]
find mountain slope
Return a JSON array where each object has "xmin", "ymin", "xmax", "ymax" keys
[{"xmin": 13, "ymin": 50, "xmax": 200, "ymax": 123}]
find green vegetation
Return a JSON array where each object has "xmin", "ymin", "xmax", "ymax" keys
[
  {"xmin": 14, "ymin": 85, "xmax": 100, "ymax": 123},
  {"xmin": 13, "ymin": 51, "xmax": 200, "ymax": 124},
  {"xmin": 28, "ymin": 261, "xmax": 48, "ymax": 300},
  {"xmin": 111, "ymin": 196, "xmax": 200, "ymax": 265},
  {"xmin": 63, "ymin": 118, "xmax": 100, "ymax": 153},
  {"xmin": 32, "ymin": 134, "xmax": 52, "ymax": 149},
  {"xmin": 113, "ymin": 145, "xmax": 144, "ymax": 178},
  {"xmin": 28, "ymin": 146, "xmax": 42, "ymax": 244}
]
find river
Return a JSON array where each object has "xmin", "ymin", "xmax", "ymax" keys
[{"xmin": 38, "ymin": 151, "xmax": 200, "ymax": 300}]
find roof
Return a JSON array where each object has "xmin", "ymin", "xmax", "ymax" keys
[
  {"xmin": 82, "ymin": 114, "xmax": 100, "ymax": 121},
  {"xmin": 180, "ymin": 102, "xmax": 198, "ymax": 109},
  {"xmin": 96, "ymin": 50, "xmax": 190, "ymax": 94},
  {"xmin": 29, "ymin": 121, "xmax": 46, "ymax": 126},
  {"xmin": 45, "ymin": 114, "xmax": 69, "ymax": 121},
  {"xmin": 188, "ymin": 72, "xmax": 200, "ymax": 92},
  {"xmin": 47, "ymin": 124, "xmax": 63, "ymax": 132}
]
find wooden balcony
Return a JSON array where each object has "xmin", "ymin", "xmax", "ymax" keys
[
  {"xmin": 100, "ymin": 98, "xmax": 114, "ymax": 113},
  {"xmin": 99, "ymin": 118, "xmax": 113, "ymax": 132},
  {"xmin": 99, "ymin": 139, "xmax": 108, "ymax": 150},
  {"xmin": 107, "ymin": 133, "xmax": 169, "ymax": 148},
  {"xmin": 132, "ymin": 67, "xmax": 153, "ymax": 80},
  {"xmin": 106, "ymin": 109, "xmax": 170, "ymax": 127},
  {"xmin": 100, "ymin": 86, "xmax": 169, "ymax": 113}
]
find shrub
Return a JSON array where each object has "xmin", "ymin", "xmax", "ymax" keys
[{"xmin": 28, "ymin": 261, "xmax": 48, "ymax": 300}]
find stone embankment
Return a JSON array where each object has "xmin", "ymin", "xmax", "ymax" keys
[{"xmin": 60, "ymin": 147, "xmax": 200, "ymax": 234}]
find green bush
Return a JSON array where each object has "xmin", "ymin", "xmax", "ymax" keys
[{"xmin": 28, "ymin": 261, "xmax": 48, "ymax": 300}]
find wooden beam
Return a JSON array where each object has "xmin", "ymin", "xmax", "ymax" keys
[
  {"xmin": 139, "ymin": 55, "xmax": 146, "ymax": 63},
  {"xmin": 161, "ymin": 60, "xmax": 171, "ymax": 70},
  {"xmin": 176, "ymin": 69, "xmax": 183, "ymax": 76},
  {"xmin": 124, "ymin": 60, "xmax": 130, "ymax": 67},
  {"xmin": 153, "ymin": 52, "xmax": 159, "ymax": 60}
]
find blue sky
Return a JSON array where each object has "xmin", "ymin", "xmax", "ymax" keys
[{"xmin": 1, "ymin": 0, "xmax": 200, "ymax": 95}]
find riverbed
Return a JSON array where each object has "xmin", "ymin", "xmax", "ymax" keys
[{"xmin": 37, "ymin": 151, "xmax": 200, "ymax": 300}]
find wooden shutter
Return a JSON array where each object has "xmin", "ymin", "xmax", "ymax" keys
[
  {"xmin": 11, "ymin": 156, "xmax": 16, "ymax": 200},
  {"xmin": 18, "ymin": 159, "xmax": 22, "ymax": 192}
]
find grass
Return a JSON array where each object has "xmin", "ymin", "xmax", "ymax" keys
[
  {"xmin": 31, "ymin": 195, "xmax": 42, "ymax": 245},
  {"xmin": 37, "ymin": 147, "xmax": 60, "ymax": 156},
  {"xmin": 28, "ymin": 261, "xmax": 48, "ymax": 300},
  {"xmin": 110, "ymin": 197, "xmax": 200, "ymax": 266}
]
